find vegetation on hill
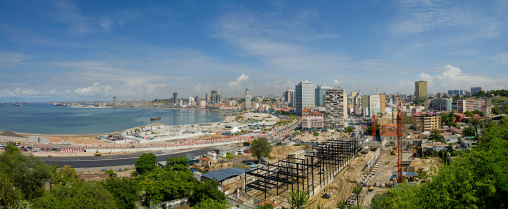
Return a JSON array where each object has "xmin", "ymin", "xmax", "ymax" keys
[{"xmin": 371, "ymin": 116, "xmax": 508, "ymax": 208}]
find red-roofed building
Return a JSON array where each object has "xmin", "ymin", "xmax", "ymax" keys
[
  {"xmin": 302, "ymin": 108, "xmax": 324, "ymax": 129},
  {"xmin": 380, "ymin": 124, "xmax": 407, "ymax": 141}
]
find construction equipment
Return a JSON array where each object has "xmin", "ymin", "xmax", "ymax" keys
[
  {"xmin": 15, "ymin": 141, "xmax": 21, "ymax": 146},
  {"xmin": 391, "ymin": 149, "xmax": 396, "ymax": 155},
  {"xmin": 372, "ymin": 110, "xmax": 376, "ymax": 142},
  {"xmin": 94, "ymin": 149, "xmax": 101, "ymax": 156},
  {"xmin": 396, "ymin": 97, "xmax": 404, "ymax": 183},
  {"xmin": 368, "ymin": 186, "xmax": 374, "ymax": 191}
]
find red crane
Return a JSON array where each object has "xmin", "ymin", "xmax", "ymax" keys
[
  {"xmin": 372, "ymin": 110, "xmax": 376, "ymax": 142},
  {"xmin": 397, "ymin": 97, "xmax": 404, "ymax": 183}
]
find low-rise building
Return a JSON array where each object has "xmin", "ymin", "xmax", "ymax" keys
[
  {"xmin": 201, "ymin": 167, "xmax": 247, "ymax": 185},
  {"xmin": 301, "ymin": 108, "xmax": 324, "ymax": 130}
]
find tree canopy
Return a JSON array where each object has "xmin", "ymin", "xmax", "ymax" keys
[
  {"xmin": 135, "ymin": 153, "xmax": 158, "ymax": 176},
  {"xmin": 188, "ymin": 179, "xmax": 226, "ymax": 206},
  {"xmin": 250, "ymin": 138, "xmax": 272, "ymax": 164},
  {"xmin": 371, "ymin": 116, "xmax": 508, "ymax": 209}
]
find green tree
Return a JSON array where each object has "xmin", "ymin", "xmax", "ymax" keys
[
  {"xmin": 191, "ymin": 198, "xmax": 230, "ymax": 209},
  {"xmin": 189, "ymin": 180, "xmax": 226, "ymax": 206},
  {"xmin": 55, "ymin": 165, "xmax": 80, "ymax": 186},
  {"xmin": 463, "ymin": 126, "xmax": 476, "ymax": 137},
  {"xmin": 0, "ymin": 170, "xmax": 22, "ymax": 208},
  {"xmin": 225, "ymin": 152, "xmax": 235, "ymax": 160},
  {"xmin": 165, "ymin": 156, "xmax": 190, "ymax": 172},
  {"xmin": 464, "ymin": 111, "xmax": 474, "ymax": 117},
  {"xmin": 0, "ymin": 142, "xmax": 55, "ymax": 200},
  {"xmin": 33, "ymin": 182, "xmax": 118, "ymax": 209},
  {"xmin": 140, "ymin": 167, "xmax": 196, "ymax": 205},
  {"xmin": 430, "ymin": 129, "xmax": 443, "ymax": 141},
  {"xmin": 250, "ymin": 138, "xmax": 272, "ymax": 164},
  {"xmin": 102, "ymin": 177, "xmax": 140, "ymax": 209},
  {"xmin": 353, "ymin": 187, "xmax": 363, "ymax": 208},
  {"xmin": 135, "ymin": 153, "xmax": 157, "ymax": 176},
  {"xmin": 336, "ymin": 199, "xmax": 347, "ymax": 209},
  {"xmin": 313, "ymin": 132, "xmax": 319, "ymax": 139},
  {"xmin": 345, "ymin": 127, "xmax": 354, "ymax": 134},
  {"xmin": 105, "ymin": 170, "xmax": 117, "ymax": 177},
  {"xmin": 287, "ymin": 191, "xmax": 309, "ymax": 209}
]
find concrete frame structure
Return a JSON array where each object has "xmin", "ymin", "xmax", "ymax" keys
[
  {"xmin": 412, "ymin": 113, "xmax": 441, "ymax": 132},
  {"xmin": 243, "ymin": 139, "xmax": 358, "ymax": 200}
]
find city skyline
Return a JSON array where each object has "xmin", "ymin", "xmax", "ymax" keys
[{"xmin": 1, "ymin": 0, "xmax": 508, "ymax": 101}]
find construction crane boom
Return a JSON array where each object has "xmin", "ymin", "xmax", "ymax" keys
[{"xmin": 372, "ymin": 110, "xmax": 376, "ymax": 142}]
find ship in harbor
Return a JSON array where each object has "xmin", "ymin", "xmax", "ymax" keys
[{"xmin": 150, "ymin": 117, "xmax": 161, "ymax": 121}]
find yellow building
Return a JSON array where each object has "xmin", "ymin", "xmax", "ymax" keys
[
  {"xmin": 412, "ymin": 113, "xmax": 441, "ymax": 132},
  {"xmin": 415, "ymin": 81, "xmax": 428, "ymax": 100}
]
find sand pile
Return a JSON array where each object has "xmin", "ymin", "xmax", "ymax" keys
[{"xmin": 0, "ymin": 131, "xmax": 26, "ymax": 138}]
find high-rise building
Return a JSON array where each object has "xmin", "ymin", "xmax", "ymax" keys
[
  {"xmin": 428, "ymin": 98, "xmax": 453, "ymax": 111},
  {"xmin": 457, "ymin": 98, "xmax": 486, "ymax": 113},
  {"xmin": 211, "ymin": 90, "xmax": 217, "ymax": 103},
  {"xmin": 113, "ymin": 97, "xmax": 117, "ymax": 107},
  {"xmin": 283, "ymin": 90, "xmax": 295, "ymax": 107},
  {"xmin": 415, "ymin": 81, "xmax": 428, "ymax": 100},
  {"xmin": 173, "ymin": 91, "xmax": 178, "ymax": 104},
  {"xmin": 205, "ymin": 93, "xmax": 211, "ymax": 103},
  {"xmin": 471, "ymin": 87, "xmax": 484, "ymax": 95},
  {"xmin": 324, "ymin": 87, "xmax": 348, "ymax": 128},
  {"xmin": 245, "ymin": 88, "xmax": 251, "ymax": 109},
  {"xmin": 315, "ymin": 86, "xmax": 332, "ymax": 107},
  {"xmin": 295, "ymin": 81, "xmax": 315, "ymax": 114}
]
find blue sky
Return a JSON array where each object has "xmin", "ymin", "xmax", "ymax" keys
[{"xmin": 1, "ymin": 0, "xmax": 507, "ymax": 102}]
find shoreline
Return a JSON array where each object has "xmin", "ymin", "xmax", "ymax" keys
[{"xmin": 0, "ymin": 107, "xmax": 231, "ymax": 136}]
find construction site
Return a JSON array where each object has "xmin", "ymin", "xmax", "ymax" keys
[{"xmin": 226, "ymin": 139, "xmax": 361, "ymax": 208}]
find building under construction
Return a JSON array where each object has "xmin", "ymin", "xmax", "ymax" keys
[{"xmin": 231, "ymin": 139, "xmax": 358, "ymax": 207}]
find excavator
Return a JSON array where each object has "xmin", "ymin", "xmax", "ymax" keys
[
  {"xmin": 94, "ymin": 149, "xmax": 101, "ymax": 156},
  {"xmin": 391, "ymin": 148, "xmax": 396, "ymax": 155}
]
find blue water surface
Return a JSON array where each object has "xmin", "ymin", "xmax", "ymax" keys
[{"xmin": 0, "ymin": 103, "xmax": 224, "ymax": 134}]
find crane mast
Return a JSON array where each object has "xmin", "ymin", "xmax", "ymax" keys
[{"xmin": 397, "ymin": 96, "xmax": 404, "ymax": 183}]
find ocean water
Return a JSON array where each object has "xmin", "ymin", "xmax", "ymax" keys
[{"xmin": 0, "ymin": 103, "xmax": 224, "ymax": 135}]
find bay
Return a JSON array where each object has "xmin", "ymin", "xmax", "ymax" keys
[{"xmin": 0, "ymin": 103, "xmax": 224, "ymax": 135}]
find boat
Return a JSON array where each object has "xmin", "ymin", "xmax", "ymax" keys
[{"xmin": 150, "ymin": 117, "xmax": 161, "ymax": 121}]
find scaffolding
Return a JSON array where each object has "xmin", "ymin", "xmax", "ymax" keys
[{"xmin": 243, "ymin": 139, "xmax": 359, "ymax": 199}]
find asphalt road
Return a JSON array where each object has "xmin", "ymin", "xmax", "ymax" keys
[{"xmin": 40, "ymin": 147, "xmax": 214, "ymax": 168}]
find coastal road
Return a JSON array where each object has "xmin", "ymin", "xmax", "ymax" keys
[{"xmin": 39, "ymin": 147, "xmax": 215, "ymax": 168}]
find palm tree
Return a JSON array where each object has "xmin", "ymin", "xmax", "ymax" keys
[
  {"xmin": 336, "ymin": 199, "xmax": 347, "ymax": 209},
  {"xmin": 353, "ymin": 187, "xmax": 363, "ymax": 208},
  {"xmin": 287, "ymin": 191, "xmax": 309, "ymax": 209}
]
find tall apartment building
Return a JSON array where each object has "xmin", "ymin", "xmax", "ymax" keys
[
  {"xmin": 315, "ymin": 86, "xmax": 332, "ymax": 107},
  {"xmin": 471, "ymin": 87, "xmax": 484, "ymax": 95},
  {"xmin": 324, "ymin": 87, "xmax": 348, "ymax": 128},
  {"xmin": 353, "ymin": 93, "xmax": 362, "ymax": 115},
  {"xmin": 428, "ymin": 98, "xmax": 452, "ymax": 111},
  {"xmin": 457, "ymin": 98, "xmax": 486, "ymax": 113},
  {"xmin": 283, "ymin": 90, "xmax": 295, "ymax": 107},
  {"xmin": 295, "ymin": 81, "xmax": 315, "ymax": 114},
  {"xmin": 205, "ymin": 93, "xmax": 211, "ymax": 103},
  {"xmin": 113, "ymin": 97, "xmax": 117, "ymax": 107},
  {"xmin": 412, "ymin": 113, "xmax": 441, "ymax": 132},
  {"xmin": 173, "ymin": 92, "xmax": 178, "ymax": 104},
  {"xmin": 245, "ymin": 88, "xmax": 252, "ymax": 109},
  {"xmin": 415, "ymin": 81, "xmax": 428, "ymax": 100}
]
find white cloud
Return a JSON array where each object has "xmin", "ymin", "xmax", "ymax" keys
[
  {"xmin": 389, "ymin": 0, "xmax": 475, "ymax": 34},
  {"xmin": 74, "ymin": 82, "xmax": 113, "ymax": 96},
  {"xmin": 333, "ymin": 80, "xmax": 340, "ymax": 86},
  {"xmin": 194, "ymin": 84, "xmax": 202, "ymax": 92},
  {"xmin": 0, "ymin": 51, "xmax": 30, "ymax": 68},
  {"xmin": 228, "ymin": 74, "xmax": 250, "ymax": 88},
  {"xmin": 0, "ymin": 88, "xmax": 40, "ymax": 97},
  {"xmin": 490, "ymin": 53, "xmax": 508, "ymax": 64},
  {"xmin": 418, "ymin": 65, "xmax": 507, "ymax": 91}
]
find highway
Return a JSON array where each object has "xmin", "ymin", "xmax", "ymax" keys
[{"xmin": 40, "ymin": 147, "xmax": 215, "ymax": 168}]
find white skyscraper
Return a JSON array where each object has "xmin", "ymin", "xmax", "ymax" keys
[
  {"xmin": 245, "ymin": 88, "xmax": 252, "ymax": 109},
  {"xmin": 295, "ymin": 81, "xmax": 315, "ymax": 114}
]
